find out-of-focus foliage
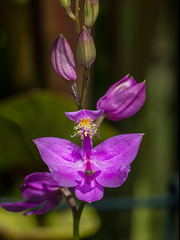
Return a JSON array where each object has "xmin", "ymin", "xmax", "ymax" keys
[{"xmin": 0, "ymin": 205, "xmax": 101, "ymax": 239}]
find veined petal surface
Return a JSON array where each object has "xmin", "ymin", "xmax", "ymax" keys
[{"xmin": 33, "ymin": 137, "xmax": 84, "ymax": 187}]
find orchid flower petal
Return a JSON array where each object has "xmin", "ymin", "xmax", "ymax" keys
[
  {"xmin": 92, "ymin": 134, "xmax": 143, "ymax": 187},
  {"xmin": 1, "ymin": 201, "xmax": 38, "ymax": 212},
  {"xmin": 75, "ymin": 179, "xmax": 104, "ymax": 203},
  {"xmin": 25, "ymin": 195, "xmax": 63, "ymax": 215},
  {"xmin": 65, "ymin": 109, "xmax": 104, "ymax": 123},
  {"xmin": 33, "ymin": 137, "xmax": 84, "ymax": 187},
  {"xmin": 24, "ymin": 172, "xmax": 59, "ymax": 188},
  {"xmin": 95, "ymin": 163, "xmax": 130, "ymax": 188},
  {"xmin": 93, "ymin": 134, "xmax": 143, "ymax": 165}
]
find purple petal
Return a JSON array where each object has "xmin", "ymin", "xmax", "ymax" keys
[
  {"xmin": 102, "ymin": 74, "xmax": 136, "ymax": 98},
  {"xmin": 75, "ymin": 179, "xmax": 104, "ymax": 203},
  {"xmin": 106, "ymin": 81, "xmax": 146, "ymax": 120},
  {"xmin": 24, "ymin": 172, "xmax": 59, "ymax": 189},
  {"xmin": 33, "ymin": 137, "xmax": 84, "ymax": 187},
  {"xmin": 92, "ymin": 134, "xmax": 143, "ymax": 187},
  {"xmin": 65, "ymin": 109, "xmax": 104, "ymax": 123},
  {"xmin": 95, "ymin": 163, "xmax": 130, "ymax": 188},
  {"xmin": 18, "ymin": 172, "xmax": 60, "ymax": 203},
  {"xmin": 20, "ymin": 184, "xmax": 60, "ymax": 203},
  {"xmin": 1, "ymin": 201, "xmax": 38, "ymax": 212},
  {"xmin": 25, "ymin": 195, "xmax": 63, "ymax": 215},
  {"xmin": 93, "ymin": 134, "xmax": 143, "ymax": 165}
]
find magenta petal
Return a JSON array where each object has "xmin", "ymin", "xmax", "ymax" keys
[
  {"xmin": 102, "ymin": 74, "xmax": 136, "ymax": 98},
  {"xmin": 75, "ymin": 179, "xmax": 104, "ymax": 203},
  {"xmin": 104, "ymin": 81, "xmax": 146, "ymax": 121},
  {"xmin": 33, "ymin": 137, "xmax": 84, "ymax": 187},
  {"xmin": 95, "ymin": 163, "xmax": 130, "ymax": 188},
  {"xmin": 20, "ymin": 184, "xmax": 59, "ymax": 203},
  {"xmin": 93, "ymin": 134, "xmax": 143, "ymax": 165},
  {"xmin": 65, "ymin": 109, "xmax": 104, "ymax": 123},
  {"xmin": 109, "ymin": 81, "xmax": 146, "ymax": 120},
  {"xmin": 92, "ymin": 134, "xmax": 143, "ymax": 187},
  {"xmin": 20, "ymin": 172, "xmax": 60, "ymax": 203},
  {"xmin": 1, "ymin": 202, "xmax": 38, "ymax": 212},
  {"xmin": 24, "ymin": 172, "xmax": 59, "ymax": 190},
  {"xmin": 25, "ymin": 195, "xmax": 63, "ymax": 215}
]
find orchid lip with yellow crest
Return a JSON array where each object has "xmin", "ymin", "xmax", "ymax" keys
[{"xmin": 65, "ymin": 109, "xmax": 104, "ymax": 139}]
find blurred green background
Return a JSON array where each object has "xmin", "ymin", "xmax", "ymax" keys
[{"xmin": 0, "ymin": 0, "xmax": 179, "ymax": 240}]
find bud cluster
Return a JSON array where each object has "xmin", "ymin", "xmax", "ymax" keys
[
  {"xmin": 51, "ymin": 0, "xmax": 99, "ymax": 82},
  {"xmin": 50, "ymin": 0, "xmax": 146, "ymax": 121}
]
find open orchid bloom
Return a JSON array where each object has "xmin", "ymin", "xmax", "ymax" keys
[
  {"xmin": 33, "ymin": 134, "xmax": 142, "ymax": 203},
  {"xmin": 33, "ymin": 110, "xmax": 143, "ymax": 203},
  {"xmin": 96, "ymin": 74, "xmax": 146, "ymax": 121},
  {"xmin": 1, "ymin": 172, "xmax": 63, "ymax": 215}
]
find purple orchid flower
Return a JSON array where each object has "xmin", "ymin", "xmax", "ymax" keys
[
  {"xmin": 1, "ymin": 172, "xmax": 63, "ymax": 215},
  {"xmin": 33, "ymin": 110, "xmax": 143, "ymax": 203},
  {"xmin": 96, "ymin": 74, "xmax": 146, "ymax": 121}
]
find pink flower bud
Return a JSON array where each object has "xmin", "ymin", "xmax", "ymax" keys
[
  {"xmin": 96, "ymin": 74, "xmax": 146, "ymax": 121},
  {"xmin": 76, "ymin": 27, "xmax": 96, "ymax": 68},
  {"xmin": 51, "ymin": 35, "xmax": 77, "ymax": 82}
]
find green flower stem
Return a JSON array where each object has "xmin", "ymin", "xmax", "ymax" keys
[
  {"xmin": 81, "ymin": 67, "xmax": 90, "ymax": 108},
  {"xmin": 73, "ymin": 201, "xmax": 86, "ymax": 240},
  {"xmin": 70, "ymin": 82, "xmax": 82, "ymax": 110},
  {"xmin": 65, "ymin": 7, "xmax": 76, "ymax": 21},
  {"xmin": 75, "ymin": 0, "xmax": 81, "ymax": 34}
]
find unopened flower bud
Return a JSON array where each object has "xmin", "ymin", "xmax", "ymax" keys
[
  {"xmin": 83, "ymin": 0, "xmax": 99, "ymax": 28},
  {"xmin": 51, "ymin": 35, "xmax": 77, "ymax": 82},
  {"xmin": 76, "ymin": 27, "xmax": 96, "ymax": 68},
  {"xmin": 96, "ymin": 75, "xmax": 146, "ymax": 121},
  {"xmin": 58, "ymin": 0, "xmax": 71, "ymax": 8}
]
